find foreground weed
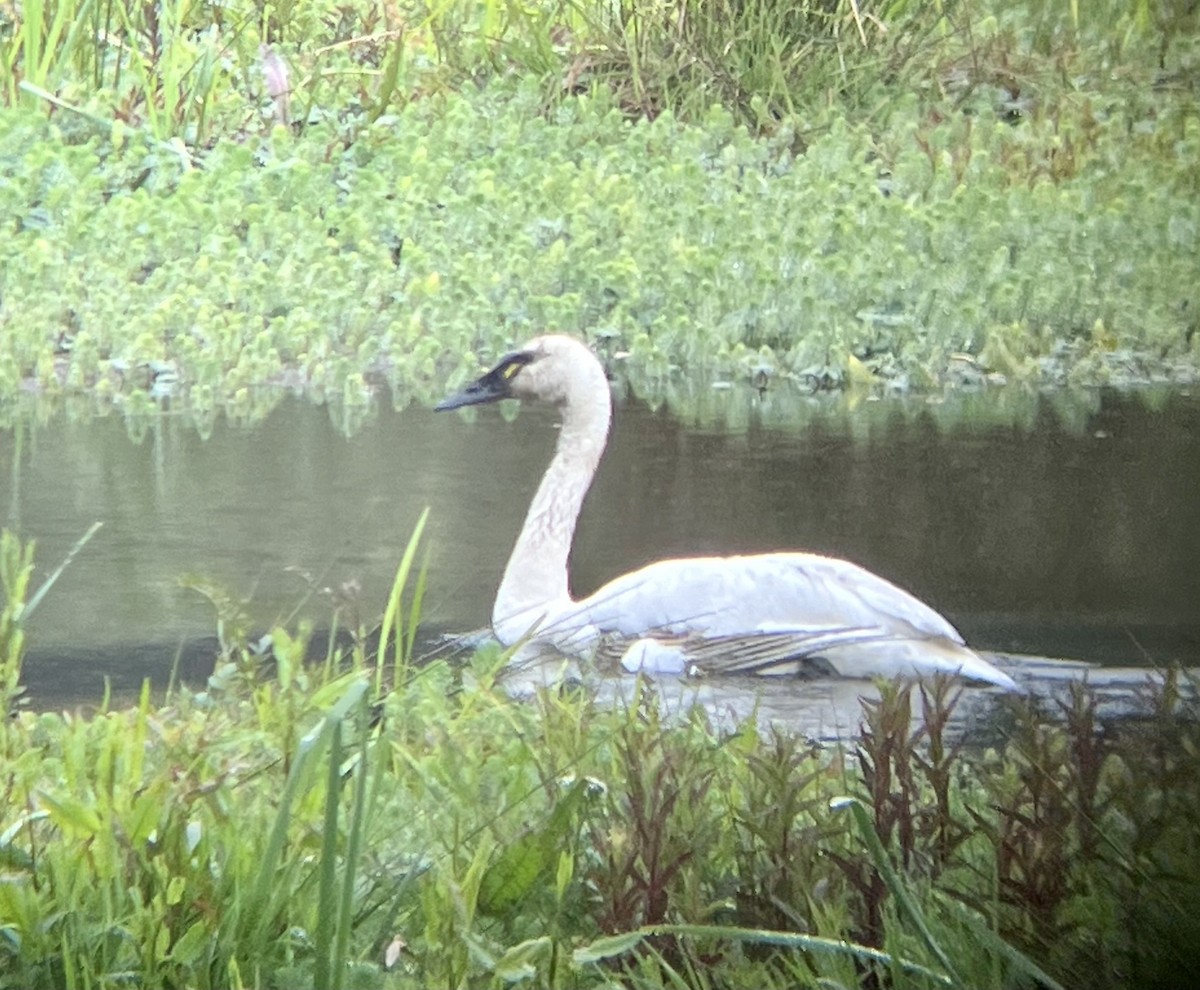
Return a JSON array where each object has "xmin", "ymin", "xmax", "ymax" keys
[
  {"xmin": 0, "ymin": 524, "xmax": 101, "ymax": 719},
  {"xmin": 3, "ymin": 533, "xmax": 1200, "ymax": 986},
  {"xmin": 831, "ymin": 681, "xmax": 923, "ymax": 945},
  {"xmin": 0, "ymin": 531, "xmax": 34, "ymax": 715},
  {"xmin": 728, "ymin": 727, "xmax": 833, "ymax": 934},
  {"xmin": 585, "ymin": 696, "xmax": 721, "ymax": 937}
]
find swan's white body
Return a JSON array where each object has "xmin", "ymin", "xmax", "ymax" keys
[{"xmin": 437, "ymin": 335, "xmax": 1019, "ymax": 691}]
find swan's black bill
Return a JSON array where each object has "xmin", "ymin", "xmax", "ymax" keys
[{"xmin": 435, "ymin": 350, "xmax": 535, "ymax": 411}]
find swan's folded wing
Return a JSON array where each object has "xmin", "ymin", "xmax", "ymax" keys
[
  {"xmin": 594, "ymin": 625, "xmax": 1020, "ymax": 690},
  {"xmin": 565, "ymin": 554, "xmax": 1019, "ymax": 690},
  {"xmin": 595, "ymin": 626, "xmax": 895, "ymax": 677}
]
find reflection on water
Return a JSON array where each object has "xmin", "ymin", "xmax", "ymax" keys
[
  {"xmin": 2, "ymin": 383, "xmax": 1198, "ymax": 711},
  {"xmin": 496, "ymin": 650, "xmax": 1164, "ymax": 745}
]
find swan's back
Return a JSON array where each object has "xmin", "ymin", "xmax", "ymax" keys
[{"xmin": 579, "ymin": 552, "xmax": 962, "ymax": 643}]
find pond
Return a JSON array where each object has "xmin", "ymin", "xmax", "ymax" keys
[{"xmin": 4, "ymin": 382, "xmax": 1199, "ymax": 727}]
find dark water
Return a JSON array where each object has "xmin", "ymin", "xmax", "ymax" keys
[{"xmin": 3, "ymin": 384, "xmax": 1198, "ymax": 707}]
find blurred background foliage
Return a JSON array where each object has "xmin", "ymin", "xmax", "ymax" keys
[{"xmin": 0, "ymin": 0, "xmax": 1196, "ymax": 415}]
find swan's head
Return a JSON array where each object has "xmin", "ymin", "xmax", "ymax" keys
[{"xmin": 435, "ymin": 335, "xmax": 607, "ymax": 411}]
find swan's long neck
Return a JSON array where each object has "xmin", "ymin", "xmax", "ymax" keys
[{"xmin": 492, "ymin": 385, "xmax": 611, "ymax": 643}]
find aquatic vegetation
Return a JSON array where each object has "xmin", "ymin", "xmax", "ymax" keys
[
  {"xmin": 2, "ymin": 526, "xmax": 1200, "ymax": 987},
  {"xmin": 0, "ymin": 1, "xmax": 1195, "ymax": 423}
]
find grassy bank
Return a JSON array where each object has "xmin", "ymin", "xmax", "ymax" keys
[
  {"xmin": 2, "ymin": 528, "xmax": 1200, "ymax": 988},
  {"xmin": 0, "ymin": 1, "xmax": 1197, "ymax": 424}
]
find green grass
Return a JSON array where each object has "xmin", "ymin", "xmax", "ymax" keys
[{"xmin": 2, "ymin": 526, "xmax": 1200, "ymax": 988}]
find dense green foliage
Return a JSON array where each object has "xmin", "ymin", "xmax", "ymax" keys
[
  {"xmin": 2, "ymin": 529, "xmax": 1200, "ymax": 988},
  {"xmin": 0, "ymin": 0, "xmax": 1197, "ymax": 420}
]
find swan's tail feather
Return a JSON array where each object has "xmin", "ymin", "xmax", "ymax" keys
[
  {"xmin": 821, "ymin": 635, "xmax": 1021, "ymax": 692},
  {"xmin": 591, "ymin": 627, "xmax": 886, "ymax": 677}
]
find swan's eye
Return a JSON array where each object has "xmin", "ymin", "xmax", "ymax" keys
[{"xmin": 494, "ymin": 351, "xmax": 535, "ymax": 382}]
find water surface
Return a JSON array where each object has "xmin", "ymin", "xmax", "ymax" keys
[{"xmin": 4, "ymin": 384, "xmax": 1198, "ymax": 708}]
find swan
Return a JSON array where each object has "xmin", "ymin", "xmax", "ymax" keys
[{"xmin": 436, "ymin": 335, "xmax": 1019, "ymax": 691}]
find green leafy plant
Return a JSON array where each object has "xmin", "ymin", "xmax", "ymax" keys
[
  {"xmin": 0, "ymin": 1, "xmax": 1195, "ymax": 417},
  {"xmin": 0, "ymin": 523, "xmax": 101, "ymax": 716}
]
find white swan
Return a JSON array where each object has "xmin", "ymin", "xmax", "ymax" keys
[{"xmin": 436, "ymin": 335, "xmax": 1019, "ymax": 691}]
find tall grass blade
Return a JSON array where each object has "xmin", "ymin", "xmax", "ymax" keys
[
  {"xmin": 19, "ymin": 0, "xmax": 46, "ymax": 92},
  {"xmin": 943, "ymin": 896, "xmax": 1070, "ymax": 990},
  {"xmin": 246, "ymin": 678, "xmax": 369, "ymax": 955},
  {"xmin": 635, "ymin": 923, "xmax": 954, "ymax": 984},
  {"xmin": 17, "ymin": 80, "xmax": 196, "ymax": 166},
  {"xmin": 22, "ymin": 521, "xmax": 102, "ymax": 619},
  {"xmin": 376, "ymin": 508, "xmax": 429, "ymax": 695},
  {"xmin": 404, "ymin": 544, "xmax": 429, "ymax": 668},
  {"xmin": 370, "ymin": 31, "xmax": 406, "ymax": 123},
  {"xmin": 314, "ymin": 718, "xmax": 344, "ymax": 990},
  {"xmin": 831, "ymin": 795, "xmax": 962, "ymax": 983},
  {"xmin": 335, "ymin": 704, "xmax": 372, "ymax": 981}
]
